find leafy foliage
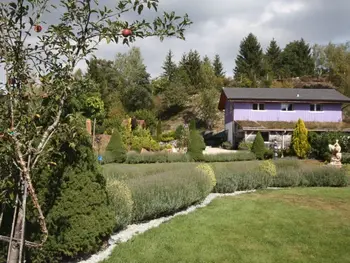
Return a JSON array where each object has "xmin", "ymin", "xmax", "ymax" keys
[
  {"xmin": 251, "ymin": 132, "xmax": 266, "ymax": 160},
  {"xmin": 213, "ymin": 54, "xmax": 225, "ymax": 77},
  {"xmin": 292, "ymin": 119, "xmax": 311, "ymax": 159}
]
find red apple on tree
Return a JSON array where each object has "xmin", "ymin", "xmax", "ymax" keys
[
  {"xmin": 34, "ymin": 24, "xmax": 42, "ymax": 32},
  {"xmin": 121, "ymin": 28, "xmax": 132, "ymax": 37}
]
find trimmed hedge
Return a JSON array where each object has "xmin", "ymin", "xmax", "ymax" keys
[
  {"xmin": 106, "ymin": 166, "xmax": 214, "ymax": 224},
  {"xmin": 122, "ymin": 151, "xmax": 256, "ymax": 164}
]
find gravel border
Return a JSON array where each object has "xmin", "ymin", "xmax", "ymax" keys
[{"xmin": 75, "ymin": 190, "xmax": 256, "ymax": 263}]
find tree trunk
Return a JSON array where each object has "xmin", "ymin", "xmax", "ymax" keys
[{"xmin": 7, "ymin": 204, "xmax": 23, "ymax": 263}]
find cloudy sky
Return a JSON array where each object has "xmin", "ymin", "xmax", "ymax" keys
[
  {"xmin": 1, "ymin": 0, "xmax": 350, "ymax": 83},
  {"xmin": 82, "ymin": 0, "xmax": 350, "ymax": 78}
]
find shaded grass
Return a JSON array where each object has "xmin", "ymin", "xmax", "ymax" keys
[{"xmin": 103, "ymin": 188, "xmax": 350, "ymax": 263}]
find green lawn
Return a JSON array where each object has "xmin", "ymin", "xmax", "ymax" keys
[{"xmin": 103, "ymin": 188, "xmax": 350, "ymax": 263}]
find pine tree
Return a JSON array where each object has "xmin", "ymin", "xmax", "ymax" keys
[
  {"xmin": 202, "ymin": 55, "xmax": 211, "ymax": 65},
  {"xmin": 234, "ymin": 33, "xmax": 263, "ymax": 87},
  {"xmin": 180, "ymin": 49, "xmax": 202, "ymax": 87},
  {"xmin": 162, "ymin": 49, "xmax": 177, "ymax": 81},
  {"xmin": 280, "ymin": 39, "xmax": 315, "ymax": 78},
  {"xmin": 251, "ymin": 132, "xmax": 266, "ymax": 160},
  {"xmin": 265, "ymin": 38, "xmax": 282, "ymax": 78},
  {"xmin": 106, "ymin": 129, "xmax": 127, "ymax": 163},
  {"xmin": 213, "ymin": 54, "xmax": 225, "ymax": 77},
  {"xmin": 292, "ymin": 119, "xmax": 310, "ymax": 159}
]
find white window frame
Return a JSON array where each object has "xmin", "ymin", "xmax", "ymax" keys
[
  {"xmin": 252, "ymin": 103, "xmax": 265, "ymax": 111},
  {"xmin": 281, "ymin": 103, "xmax": 294, "ymax": 112},
  {"xmin": 310, "ymin": 103, "xmax": 323, "ymax": 112}
]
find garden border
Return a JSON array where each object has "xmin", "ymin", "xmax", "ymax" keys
[{"xmin": 74, "ymin": 190, "xmax": 264, "ymax": 263}]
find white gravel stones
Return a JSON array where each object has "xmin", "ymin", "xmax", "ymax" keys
[{"xmin": 75, "ymin": 190, "xmax": 256, "ymax": 263}]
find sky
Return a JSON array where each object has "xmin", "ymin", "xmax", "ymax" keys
[{"xmin": 1, "ymin": 0, "xmax": 350, "ymax": 83}]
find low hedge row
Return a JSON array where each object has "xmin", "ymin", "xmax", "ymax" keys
[
  {"xmin": 213, "ymin": 160, "xmax": 349, "ymax": 192},
  {"xmin": 121, "ymin": 151, "xmax": 256, "ymax": 164},
  {"xmin": 104, "ymin": 160, "xmax": 349, "ymax": 233},
  {"xmin": 106, "ymin": 165, "xmax": 214, "ymax": 230}
]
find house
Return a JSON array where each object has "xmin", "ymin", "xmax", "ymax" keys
[{"xmin": 218, "ymin": 87, "xmax": 350, "ymax": 149}]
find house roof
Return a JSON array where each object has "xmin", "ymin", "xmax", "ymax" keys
[
  {"xmin": 218, "ymin": 87, "xmax": 350, "ymax": 110},
  {"xmin": 235, "ymin": 120, "xmax": 350, "ymax": 132}
]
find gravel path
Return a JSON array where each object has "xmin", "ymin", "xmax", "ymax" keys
[{"xmin": 75, "ymin": 190, "xmax": 256, "ymax": 263}]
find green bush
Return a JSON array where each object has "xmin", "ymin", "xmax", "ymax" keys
[
  {"xmin": 125, "ymin": 168, "xmax": 213, "ymax": 222},
  {"xmin": 27, "ymin": 131, "xmax": 114, "ymax": 263},
  {"xmin": 187, "ymin": 129, "xmax": 206, "ymax": 161},
  {"xmin": 160, "ymin": 130, "xmax": 176, "ymax": 142},
  {"xmin": 175, "ymin": 124, "xmax": 185, "ymax": 140},
  {"xmin": 131, "ymin": 128, "xmax": 160, "ymax": 152},
  {"xmin": 133, "ymin": 109, "xmax": 158, "ymax": 132},
  {"xmin": 302, "ymin": 166, "xmax": 348, "ymax": 187},
  {"xmin": 106, "ymin": 180, "xmax": 134, "ymax": 230},
  {"xmin": 251, "ymin": 132, "xmax": 266, "ymax": 160},
  {"xmin": 105, "ymin": 129, "xmax": 127, "ymax": 163},
  {"xmin": 238, "ymin": 141, "xmax": 253, "ymax": 150}
]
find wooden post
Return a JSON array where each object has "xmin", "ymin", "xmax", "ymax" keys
[{"xmin": 92, "ymin": 118, "xmax": 96, "ymax": 148}]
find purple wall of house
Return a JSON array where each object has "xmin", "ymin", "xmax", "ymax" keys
[{"xmin": 225, "ymin": 102, "xmax": 342, "ymax": 122}]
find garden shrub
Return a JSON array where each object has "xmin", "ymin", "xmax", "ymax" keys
[
  {"xmin": 160, "ymin": 130, "xmax": 176, "ymax": 142},
  {"xmin": 203, "ymin": 151, "xmax": 256, "ymax": 162},
  {"xmin": 156, "ymin": 120, "xmax": 162, "ymax": 141},
  {"xmin": 301, "ymin": 166, "xmax": 348, "ymax": 187},
  {"xmin": 292, "ymin": 119, "xmax": 310, "ymax": 159},
  {"xmin": 196, "ymin": 163, "xmax": 217, "ymax": 189},
  {"xmin": 251, "ymin": 132, "xmax": 265, "ymax": 160},
  {"xmin": 238, "ymin": 141, "xmax": 253, "ymax": 150},
  {"xmin": 187, "ymin": 129, "xmax": 206, "ymax": 161},
  {"xmin": 175, "ymin": 124, "xmax": 185, "ymax": 140},
  {"xmin": 259, "ymin": 160, "xmax": 277, "ymax": 177},
  {"xmin": 133, "ymin": 109, "xmax": 158, "ymax": 132},
  {"xmin": 27, "ymin": 131, "xmax": 114, "ymax": 263},
  {"xmin": 106, "ymin": 180, "xmax": 134, "ymax": 230},
  {"xmin": 342, "ymin": 152, "xmax": 350, "ymax": 164},
  {"xmin": 131, "ymin": 127, "xmax": 160, "ymax": 152},
  {"xmin": 105, "ymin": 129, "xmax": 127, "ymax": 163},
  {"xmin": 125, "ymin": 168, "xmax": 213, "ymax": 222}
]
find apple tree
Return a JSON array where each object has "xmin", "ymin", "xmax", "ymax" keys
[{"xmin": 0, "ymin": 0, "xmax": 192, "ymax": 261}]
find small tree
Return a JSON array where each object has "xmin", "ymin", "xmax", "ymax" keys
[
  {"xmin": 251, "ymin": 132, "xmax": 265, "ymax": 160},
  {"xmin": 189, "ymin": 119, "xmax": 196, "ymax": 131},
  {"xmin": 187, "ymin": 129, "xmax": 206, "ymax": 161},
  {"xmin": 106, "ymin": 129, "xmax": 127, "ymax": 163},
  {"xmin": 292, "ymin": 119, "xmax": 310, "ymax": 159}
]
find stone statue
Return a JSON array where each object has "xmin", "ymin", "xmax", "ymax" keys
[{"xmin": 328, "ymin": 139, "xmax": 342, "ymax": 166}]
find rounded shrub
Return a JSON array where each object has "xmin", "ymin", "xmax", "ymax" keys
[
  {"xmin": 106, "ymin": 180, "xmax": 134, "ymax": 230},
  {"xmin": 259, "ymin": 160, "xmax": 277, "ymax": 177},
  {"xmin": 196, "ymin": 163, "xmax": 217, "ymax": 190}
]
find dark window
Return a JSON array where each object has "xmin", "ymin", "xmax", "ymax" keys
[
  {"xmin": 310, "ymin": 104, "xmax": 322, "ymax": 111},
  {"xmin": 261, "ymin": 132, "xmax": 269, "ymax": 142},
  {"xmin": 281, "ymin": 103, "xmax": 293, "ymax": 111},
  {"xmin": 252, "ymin": 103, "xmax": 265, "ymax": 111}
]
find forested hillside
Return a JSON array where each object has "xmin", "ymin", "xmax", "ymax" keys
[{"xmin": 75, "ymin": 33, "xmax": 350, "ymax": 135}]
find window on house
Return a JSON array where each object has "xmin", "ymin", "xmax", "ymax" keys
[
  {"xmin": 261, "ymin": 132, "xmax": 269, "ymax": 142},
  {"xmin": 281, "ymin": 103, "xmax": 294, "ymax": 111},
  {"xmin": 310, "ymin": 104, "xmax": 322, "ymax": 112},
  {"xmin": 252, "ymin": 103, "xmax": 265, "ymax": 111}
]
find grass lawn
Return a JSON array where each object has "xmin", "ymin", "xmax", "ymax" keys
[{"xmin": 103, "ymin": 188, "xmax": 350, "ymax": 263}]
